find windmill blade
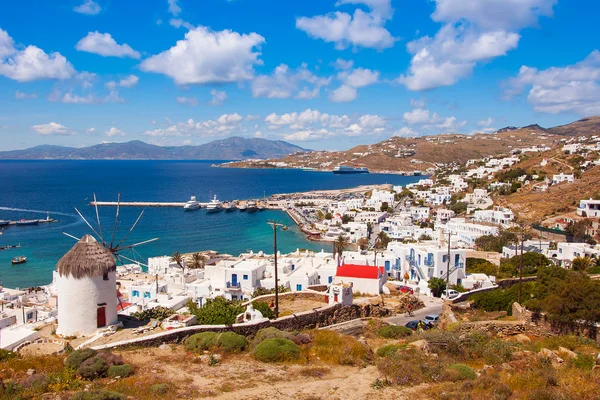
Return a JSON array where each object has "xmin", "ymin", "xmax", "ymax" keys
[
  {"xmin": 117, "ymin": 253, "xmax": 148, "ymax": 267},
  {"xmin": 62, "ymin": 232, "xmax": 81, "ymax": 241},
  {"xmin": 118, "ymin": 237, "xmax": 159, "ymax": 250},
  {"xmin": 114, "ymin": 209, "xmax": 145, "ymax": 251},
  {"xmin": 93, "ymin": 193, "xmax": 106, "ymax": 245},
  {"xmin": 74, "ymin": 207, "xmax": 103, "ymax": 240},
  {"xmin": 110, "ymin": 192, "xmax": 121, "ymax": 248}
]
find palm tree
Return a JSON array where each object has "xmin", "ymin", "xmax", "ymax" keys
[
  {"xmin": 333, "ymin": 234, "xmax": 349, "ymax": 267},
  {"xmin": 190, "ymin": 252, "xmax": 205, "ymax": 269},
  {"xmin": 171, "ymin": 251, "xmax": 185, "ymax": 271},
  {"xmin": 366, "ymin": 222, "xmax": 373, "ymax": 239},
  {"xmin": 375, "ymin": 231, "xmax": 389, "ymax": 250}
]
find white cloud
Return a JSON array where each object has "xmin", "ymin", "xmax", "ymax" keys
[
  {"xmin": 398, "ymin": 0, "xmax": 556, "ymax": 91},
  {"xmin": 143, "ymin": 113, "xmax": 244, "ymax": 137},
  {"xmin": 332, "ymin": 58, "xmax": 354, "ymax": 70},
  {"xmin": 394, "ymin": 127, "xmax": 418, "ymax": 137},
  {"xmin": 478, "ymin": 117, "xmax": 494, "ymax": 127},
  {"xmin": 504, "ymin": 50, "xmax": 600, "ymax": 115},
  {"xmin": 210, "ymin": 89, "xmax": 227, "ymax": 106},
  {"xmin": 76, "ymin": 32, "xmax": 141, "ymax": 59},
  {"xmin": 0, "ymin": 28, "xmax": 75, "ymax": 82},
  {"xmin": 254, "ymin": 131, "xmax": 265, "ymax": 138},
  {"xmin": 432, "ymin": 0, "xmax": 556, "ymax": 31},
  {"xmin": 106, "ymin": 127, "xmax": 125, "ymax": 137},
  {"xmin": 410, "ymin": 98, "xmax": 426, "ymax": 108},
  {"xmin": 141, "ymin": 26, "xmax": 264, "ymax": 85},
  {"xmin": 105, "ymin": 75, "xmax": 139, "ymax": 89},
  {"xmin": 168, "ymin": 0, "xmax": 181, "ymax": 16},
  {"xmin": 335, "ymin": 0, "xmax": 393, "ymax": 17},
  {"xmin": 403, "ymin": 107, "xmax": 466, "ymax": 132},
  {"xmin": 86, "ymin": 128, "xmax": 96, "ymax": 133},
  {"xmin": 73, "ymin": 0, "xmax": 101, "ymax": 15},
  {"xmin": 264, "ymin": 109, "xmax": 387, "ymax": 141},
  {"xmin": 15, "ymin": 91, "xmax": 37, "ymax": 100},
  {"xmin": 176, "ymin": 96, "xmax": 198, "ymax": 106},
  {"xmin": 169, "ymin": 18, "xmax": 194, "ymax": 30},
  {"xmin": 31, "ymin": 122, "xmax": 71, "ymax": 136},
  {"xmin": 251, "ymin": 63, "xmax": 331, "ymax": 99},
  {"xmin": 329, "ymin": 85, "xmax": 357, "ymax": 102},
  {"xmin": 62, "ymin": 92, "xmax": 96, "ymax": 104},
  {"xmin": 296, "ymin": 9, "xmax": 395, "ymax": 50}
]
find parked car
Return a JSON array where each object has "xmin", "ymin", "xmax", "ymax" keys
[
  {"xmin": 397, "ymin": 285, "xmax": 414, "ymax": 294},
  {"xmin": 441, "ymin": 289, "xmax": 460, "ymax": 300},
  {"xmin": 424, "ymin": 314, "xmax": 440, "ymax": 324},
  {"xmin": 405, "ymin": 320, "xmax": 420, "ymax": 330}
]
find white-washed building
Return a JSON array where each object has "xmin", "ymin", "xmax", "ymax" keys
[
  {"xmin": 445, "ymin": 218, "xmax": 499, "ymax": 248},
  {"xmin": 473, "ymin": 206, "xmax": 515, "ymax": 227},
  {"xmin": 552, "ymin": 173, "xmax": 575, "ymax": 185},
  {"xmin": 577, "ymin": 199, "xmax": 600, "ymax": 218}
]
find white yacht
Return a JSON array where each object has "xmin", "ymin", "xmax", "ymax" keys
[
  {"xmin": 206, "ymin": 195, "xmax": 223, "ymax": 212},
  {"xmin": 247, "ymin": 200, "xmax": 258, "ymax": 212},
  {"xmin": 184, "ymin": 195, "xmax": 201, "ymax": 211}
]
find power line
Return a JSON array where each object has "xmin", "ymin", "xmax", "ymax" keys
[{"xmin": 267, "ymin": 220, "xmax": 285, "ymax": 319}]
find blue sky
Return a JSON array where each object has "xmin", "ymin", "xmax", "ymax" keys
[{"xmin": 0, "ymin": 0, "xmax": 598, "ymax": 151}]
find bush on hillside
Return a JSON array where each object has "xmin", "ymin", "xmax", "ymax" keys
[
  {"xmin": 77, "ymin": 356, "xmax": 109, "ymax": 380},
  {"xmin": 377, "ymin": 325, "xmax": 413, "ymax": 339},
  {"xmin": 251, "ymin": 327, "xmax": 293, "ymax": 348},
  {"xmin": 186, "ymin": 298, "xmax": 244, "ymax": 325},
  {"xmin": 253, "ymin": 338, "xmax": 300, "ymax": 362},
  {"xmin": 311, "ymin": 330, "xmax": 371, "ymax": 366},
  {"xmin": 107, "ymin": 364, "xmax": 134, "ymax": 378},
  {"xmin": 130, "ymin": 306, "xmax": 174, "ymax": 322},
  {"xmin": 0, "ymin": 349, "xmax": 16, "ymax": 362},
  {"xmin": 448, "ymin": 364, "xmax": 476, "ymax": 380},
  {"xmin": 185, "ymin": 331, "xmax": 247, "ymax": 353},
  {"xmin": 71, "ymin": 390, "xmax": 125, "ymax": 400},
  {"xmin": 252, "ymin": 301, "xmax": 275, "ymax": 319},
  {"xmin": 376, "ymin": 344, "xmax": 402, "ymax": 358},
  {"xmin": 149, "ymin": 384, "xmax": 170, "ymax": 395},
  {"xmin": 65, "ymin": 348, "xmax": 98, "ymax": 370},
  {"xmin": 466, "ymin": 258, "xmax": 498, "ymax": 276}
]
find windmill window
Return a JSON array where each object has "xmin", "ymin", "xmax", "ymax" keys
[{"xmin": 103, "ymin": 272, "xmax": 109, "ymax": 281}]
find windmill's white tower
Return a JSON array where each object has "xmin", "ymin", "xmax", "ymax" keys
[{"xmin": 56, "ymin": 234, "xmax": 118, "ymax": 337}]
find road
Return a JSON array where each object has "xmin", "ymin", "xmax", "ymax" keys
[{"xmin": 384, "ymin": 296, "xmax": 444, "ymax": 326}]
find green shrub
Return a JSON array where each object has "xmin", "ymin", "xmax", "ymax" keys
[
  {"xmin": 253, "ymin": 338, "xmax": 300, "ymax": 362},
  {"xmin": 149, "ymin": 383, "xmax": 170, "ymax": 395},
  {"xmin": 251, "ymin": 327, "xmax": 293, "ymax": 348},
  {"xmin": 253, "ymin": 301, "xmax": 275, "ymax": 319},
  {"xmin": 107, "ymin": 364, "xmax": 134, "ymax": 378},
  {"xmin": 217, "ymin": 332, "xmax": 248, "ymax": 353},
  {"xmin": 65, "ymin": 348, "xmax": 98, "ymax": 369},
  {"xmin": 130, "ymin": 306, "xmax": 174, "ymax": 322},
  {"xmin": 71, "ymin": 390, "xmax": 125, "ymax": 400},
  {"xmin": 185, "ymin": 332, "xmax": 218, "ymax": 352},
  {"xmin": 377, "ymin": 325, "xmax": 412, "ymax": 339},
  {"xmin": 186, "ymin": 297, "xmax": 244, "ymax": 325},
  {"xmin": 569, "ymin": 353, "xmax": 595, "ymax": 370},
  {"xmin": 77, "ymin": 356, "xmax": 109, "ymax": 380},
  {"xmin": 448, "ymin": 364, "xmax": 476, "ymax": 380},
  {"xmin": 0, "ymin": 349, "xmax": 16, "ymax": 361},
  {"xmin": 376, "ymin": 344, "xmax": 401, "ymax": 358}
]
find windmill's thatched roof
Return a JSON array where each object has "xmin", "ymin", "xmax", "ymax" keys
[{"xmin": 57, "ymin": 234, "xmax": 116, "ymax": 279}]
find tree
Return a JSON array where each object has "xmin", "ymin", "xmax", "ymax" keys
[
  {"xmin": 334, "ymin": 234, "xmax": 349, "ymax": 266},
  {"xmin": 418, "ymin": 234, "xmax": 432, "ymax": 241},
  {"xmin": 571, "ymin": 256, "xmax": 593, "ymax": 272},
  {"xmin": 190, "ymin": 253, "xmax": 205, "ymax": 269},
  {"xmin": 448, "ymin": 201, "xmax": 468, "ymax": 215},
  {"xmin": 475, "ymin": 230, "xmax": 518, "ymax": 252},
  {"xmin": 186, "ymin": 298, "xmax": 244, "ymax": 325},
  {"xmin": 341, "ymin": 215, "xmax": 352, "ymax": 224},
  {"xmin": 428, "ymin": 277, "xmax": 446, "ymax": 298},
  {"xmin": 366, "ymin": 222, "xmax": 373, "ymax": 239},
  {"xmin": 499, "ymin": 252, "xmax": 551, "ymax": 277},
  {"xmin": 466, "ymin": 258, "xmax": 498, "ymax": 276},
  {"xmin": 171, "ymin": 251, "xmax": 184, "ymax": 271},
  {"xmin": 565, "ymin": 219, "xmax": 592, "ymax": 242},
  {"xmin": 375, "ymin": 231, "xmax": 390, "ymax": 250},
  {"xmin": 357, "ymin": 237, "xmax": 369, "ymax": 250}
]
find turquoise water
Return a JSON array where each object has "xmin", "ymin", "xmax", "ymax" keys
[{"xmin": 0, "ymin": 161, "xmax": 422, "ymax": 288}]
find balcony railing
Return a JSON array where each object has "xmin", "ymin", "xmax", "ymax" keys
[{"xmin": 226, "ymin": 282, "xmax": 241, "ymax": 289}]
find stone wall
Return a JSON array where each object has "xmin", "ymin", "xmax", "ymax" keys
[
  {"xmin": 458, "ymin": 320, "xmax": 526, "ymax": 337},
  {"xmin": 92, "ymin": 300, "xmax": 391, "ymax": 351}
]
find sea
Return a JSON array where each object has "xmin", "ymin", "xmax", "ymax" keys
[{"xmin": 0, "ymin": 161, "xmax": 423, "ymax": 288}]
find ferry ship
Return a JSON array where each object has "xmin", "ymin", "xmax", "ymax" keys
[
  {"xmin": 16, "ymin": 219, "xmax": 39, "ymax": 226},
  {"xmin": 332, "ymin": 166, "xmax": 369, "ymax": 174}
]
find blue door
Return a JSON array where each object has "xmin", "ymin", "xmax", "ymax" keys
[
  {"xmin": 296, "ymin": 284, "xmax": 302, "ymax": 291},
  {"xmin": 232, "ymin": 274, "xmax": 238, "ymax": 286},
  {"xmin": 385, "ymin": 260, "xmax": 391, "ymax": 271}
]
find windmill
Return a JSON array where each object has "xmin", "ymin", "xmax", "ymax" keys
[{"xmin": 63, "ymin": 193, "xmax": 158, "ymax": 269}]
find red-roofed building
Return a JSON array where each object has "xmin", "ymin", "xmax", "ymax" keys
[{"xmin": 334, "ymin": 264, "xmax": 386, "ymax": 295}]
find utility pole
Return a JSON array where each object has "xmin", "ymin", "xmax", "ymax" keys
[
  {"xmin": 268, "ymin": 220, "xmax": 284, "ymax": 319},
  {"xmin": 446, "ymin": 229, "xmax": 451, "ymax": 299},
  {"xmin": 518, "ymin": 224, "xmax": 524, "ymax": 304}
]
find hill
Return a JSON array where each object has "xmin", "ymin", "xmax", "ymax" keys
[
  {"xmin": 0, "ymin": 137, "xmax": 307, "ymax": 160},
  {"xmin": 224, "ymin": 117, "xmax": 599, "ymax": 172}
]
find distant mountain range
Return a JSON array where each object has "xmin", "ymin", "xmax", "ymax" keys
[{"xmin": 0, "ymin": 137, "xmax": 308, "ymax": 160}]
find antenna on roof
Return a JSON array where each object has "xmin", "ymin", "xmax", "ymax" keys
[{"xmin": 63, "ymin": 192, "xmax": 158, "ymax": 267}]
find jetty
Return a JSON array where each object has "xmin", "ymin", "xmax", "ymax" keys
[{"xmin": 91, "ymin": 201, "xmax": 190, "ymax": 208}]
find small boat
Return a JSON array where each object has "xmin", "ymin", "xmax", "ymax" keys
[
  {"xmin": 258, "ymin": 204, "xmax": 266, "ymax": 211},
  {"xmin": 184, "ymin": 195, "xmax": 201, "ymax": 211},
  {"xmin": 282, "ymin": 226, "xmax": 289, "ymax": 231},
  {"xmin": 0, "ymin": 220, "xmax": 10, "ymax": 227},
  {"xmin": 223, "ymin": 203, "xmax": 235, "ymax": 212},
  {"xmin": 247, "ymin": 200, "xmax": 258, "ymax": 212},
  {"xmin": 12, "ymin": 256, "xmax": 27, "ymax": 265},
  {"xmin": 238, "ymin": 204, "xmax": 247, "ymax": 212},
  {"xmin": 206, "ymin": 195, "xmax": 223, "ymax": 213},
  {"xmin": 16, "ymin": 219, "xmax": 38, "ymax": 226}
]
